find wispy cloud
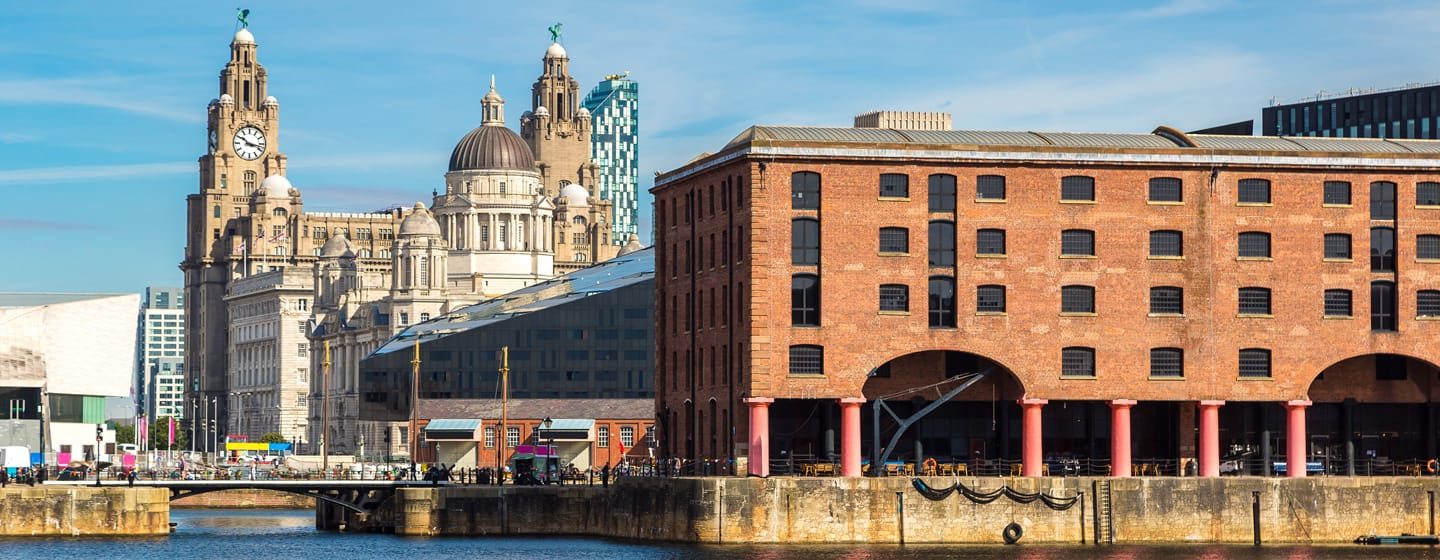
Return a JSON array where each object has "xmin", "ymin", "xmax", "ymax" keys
[
  {"xmin": 0, "ymin": 218, "xmax": 102, "ymax": 231},
  {"xmin": 0, "ymin": 77, "xmax": 201, "ymax": 123},
  {"xmin": 0, "ymin": 133, "xmax": 37, "ymax": 144},
  {"xmin": 301, "ymin": 185, "xmax": 428, "ymax": 212},
  {"xmin": 289, "ymin": 152, "xmax": 440, "ymax": 171},
  {"xmin": 1129, "ymin": 0, "xmax": 1234, "ymax": 20},
  {"xmin": 0, "ymin": 162, "xmax": 193, "ymax": 185}
]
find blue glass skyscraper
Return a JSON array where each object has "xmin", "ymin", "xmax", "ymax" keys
[{"xmin": 581, "ymin": 74, "xmax": 639, "ymax": 245}]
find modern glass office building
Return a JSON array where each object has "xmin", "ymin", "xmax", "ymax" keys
[
  {"xmin": 136, "ymin": 287, "xmax": 186, "ymax": 419},
  {"xmin": 581, "ymin": 75, "xmax": 639, "ymax": 245},
  {"xmin": 1262, "ymin": 83, "xmax": 1440, "ymax": 139}
]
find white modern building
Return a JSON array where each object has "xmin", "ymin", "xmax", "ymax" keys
[{"xmin": 0, "ymin": 293, "xmax": 138, "ymax": 464}]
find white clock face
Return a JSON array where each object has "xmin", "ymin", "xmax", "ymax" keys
[{"xmin": 233, "ymin": 126, "xmax": 266, "ymax": 160}]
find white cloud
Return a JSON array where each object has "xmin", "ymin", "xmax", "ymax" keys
[
  {"xmin": 0, "ymin": 133, "xmax": 37, "ymax": 144},
  {"xmin": 1129, "ymin": 0, "xmax": 1234, "ymax": 20},
  {"xmin": 0, "ymin": 161, "xmax": 193, "ymax": 185},
  {"xmin": 0, "ymin": 77, "xmax": 202, "ymax": 123}
]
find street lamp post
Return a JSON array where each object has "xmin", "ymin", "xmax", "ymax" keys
[
  {"xmin": 94, "ymin": 423, "xmax": 103, "ymax": 487},
  {"xmin": 542, "ymin": 417, "xmax": 553, "ymax": 485}
]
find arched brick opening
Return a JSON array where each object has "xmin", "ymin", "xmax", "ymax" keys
[{"xmin": 1307, "ymin": 353, "xmax": 1440, "ymax": 473}]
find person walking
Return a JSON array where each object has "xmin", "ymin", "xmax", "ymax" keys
[{"xmin": 601, "ymin": 462, "xmax": 610, "ymax": 488}]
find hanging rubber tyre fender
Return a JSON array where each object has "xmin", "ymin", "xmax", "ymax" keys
[{"xmin": 1002, "ymin": 522, "xmax": 1024, "ymax": 544}]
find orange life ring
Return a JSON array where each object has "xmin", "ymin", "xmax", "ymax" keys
[
  {"xmin": 923, "ymin": 457, "xmax": 938, "ymax": 474},
  {"xmin": 1426, "ymin": 458, "xmax": 1437, "ymax": 474}
]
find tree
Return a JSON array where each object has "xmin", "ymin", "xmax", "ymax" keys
[
  {"xmin": 148, "ymin": 417, "xmax": 189, "ymax": 450},
  {"xmin": 259, "ymin": 432, "xmax": 286, "ymax": 444},
  {"xmin": 115, "ymin": 424, "xmax": 136, "ymax": 445}
]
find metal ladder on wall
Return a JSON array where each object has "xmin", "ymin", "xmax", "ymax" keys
[{"xmin": 1093, "ymin": 480, "xmax": 1115, "ymax": 544}]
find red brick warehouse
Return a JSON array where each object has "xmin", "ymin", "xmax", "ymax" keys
[{"xmin": 652, "ymin": 121, "xmax": 1440, "ymax": 479}]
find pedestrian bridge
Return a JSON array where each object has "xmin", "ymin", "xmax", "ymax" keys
[{"xmin": 47, "ymin": 479, "xmax": 447, "ymax": 515}]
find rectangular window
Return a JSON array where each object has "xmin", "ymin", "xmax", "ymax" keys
[
  {"xmin": 1061, "ymin": 285, "xmax": 1095, "ymax": 314},
  {"xmin": 1324, "ymin": 181, "xmax": 1352, "ymax": 205},
  {"xmin": 1060, "ymin": 176, "xmax": 1095, "ymax": 202},
  {"xmin": 598, "ymin": 426, "xmax": 610, "ymax": 448},
  {"xmin": 1418, "ymin": 182, "xmax": 1440, "ymax": 206},
  {"xmin": 1238, "ymin": 287, "xmax": 1272, "ymax": 315},
  {"xmin": 1150, "ymin": 286, "xmax": 1183, "ymax": 315},
  {"xmin": 1371, "ymin": 181, "xmax": 1397, "ymax": 219},
  {"xmin": 928, "ymin": 221, "xmax": 956, "ymax": 267},
  {"xmin": 1373, "ymin": 281, "xmax": 1397, "ymax": 331},
  {"xmin": 620, "ymin": 426, "xmax": 635, "ymax": 448},
  {"xmin": 484, "ymin": 427, "xmax": 495, "ymax": 448},
  {"xmin": 1324, "ymin": 289, "xmax": 1352, "ymax": 317},
  {"xmin": 879, "ymin": 227, "xmax": 908, "ymax": 253},
  {"xmin": 1148, "ymin": 177, "xmax": 1182, "ymax": 203},
  {"xmin": 792, "ymin": 172, "xmax": 820, "ymax": 210},
  {"xmin": 789, "ymin": 345, "xmax": 823, "ymax": 375},
  {"xmin": 1150, "ymin": 348, "xmax": 1184, "ymax": 378},
  {"xmin": 506, "ymin": 426, "xmax": 520, "ymax": 447},
  {"xmin": 1418, "ymin": 291, "xmax": 1440, "ymax": 317},
  {"xmin": 791, "ymin": 275, "xmax": 820, "ymax": 326},
  {"xmin": 1325, "ymin": 234, "xmax": 1352, "ymax": 259},
  {"xmin": 1418, "ymin": 234, "xmax": 1440, "ymax": 260},
  {"xmin": 1238, "ymin": 232, "xmax": 1271, "ymax": 258},
  {"xmin": 1238, "ymin": 349, "xmax": 1272, "ymax": 378},
  {"xmin": 879, "ymin": 174, "xmax": 909, "ymax": 198},
  {"xmin": 929, "ymin": 174, "xmax": 957, "ymax": 211},
  {"xmin": 1149, "ymin": 230, "xmax": 1183, "ymax": 257},
  {"xmin": 1061, "ymin": 230, "xmax": 1095, "ymax": 256},
  {"xmin": 928, "ymin": 277, "xmax": 956, "ymax": 327},
  {"xmin": 1061, "ymin": 347, "xmax": 1095, "ymax": 377},
  {"xmin": 1372, "ymin": 227, "xmax": 1396, "ymax": 271},
  {"xmin": 976, "ymin": 285, "xmax": 1006, "ymax": 313},
  {"xmin": 791, "ymin": 219, "xmax": 820, "ymax": 265},
  {"xmin": 1238, "ymin": 178, "xmax": 1271, "ymax": 204},
  {"xmin": 879, "ymin": 284, "xmax": 909, "ymax": 312},
  {"xmin": 976, "ymin": 229, "xmax": 1006, "ymax": 256},
  {"xmin": 976, "ymin": 175, "xmax": 1006, "ymax": 201}
]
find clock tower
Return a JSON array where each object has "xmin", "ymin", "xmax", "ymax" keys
[{"xmin": 182, "ymin": 26, "xmax": 289, "ymax": 443}]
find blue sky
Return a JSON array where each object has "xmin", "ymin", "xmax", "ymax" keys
[{"xmin": 3, "ymin": 0, "xmax": 1439, "ymax": 294}]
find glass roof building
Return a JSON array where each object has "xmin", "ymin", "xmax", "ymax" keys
[
  {"xmin": 581, "ymin": 75, "xmax": 639, "ymax": 245},
  {"xmin": 358, "ymin": 247, "xmax": 654, "ymax": 423}
]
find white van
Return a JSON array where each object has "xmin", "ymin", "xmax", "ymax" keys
[{"xmin": 0, "ymin": 446, "xmax": 31, "ymax": 476}]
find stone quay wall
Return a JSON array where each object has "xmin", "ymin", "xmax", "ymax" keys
[
  {"xmin": 172, "ymin": 488, "xmax": 315, "ymax": 509},
  {"xmin": 383, "ymin": 476, "xmax": 1440, "ymax": 544},
  {"xmin": 0, "ymin": 486, "xmax": 170, "ymax": 536}
]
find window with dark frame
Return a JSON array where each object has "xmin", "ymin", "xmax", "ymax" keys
[
  {"xmin": 1061, "ymin": 229, "xmax": 1095, "ymax": 256},
  {"xmin": 1148, "ymin": 177, "xmax": 1182, "ymax": 203},
  {"xmin": 1238, "ymin": 349, "xmax": 1272, "ymax": 378},
  {"xmin": 1419, "ymin": 290, "xmax": 1440, "ymax": 317},
  {"xmin": 928, "ymin": 276, "xmax": 956, "ymax": 328},
  {"xmin": 1372, "ymin": 281, "xmax": 1397, "ymax": 331},
  {"xmin": 1149, "ymin": 230, "xmax": 1183, "ymax": 257},
  {"xmin": 1238, "ymin": 178, "xmax": 1271, "ymax": 204},
  {"xmin": 976, "ymin": 284, "xmax": 1006, "ymax": 313},
  {"xmin": 1418, "ymin": 182, "xmax": 1440, "ymax": 206},
  {"xmin": 1061, "ymin": 285, "xmax": 1095, "ymax": 314},
  {"xmin": 792, "ymin": 172, "xmax": 820, "ymax": 210},
  {"xmin": 1061, "ymin": 347, "xmax": 1095, "ymax": 377},
  {"xmin": 929, "ymin": 221, "xmax": 956, "ymax": 267},
  {"xmin": 1238, "ymin": 232, "xmax": 1271, "ymax": 258},
  {"xmin": 976, "ymin": 175, "xmax": 1006, "ymax": 201},
  {"xmin": 976, "ymin": 228, "xmax": 1006, "ymax": 256},
  {"xmin": 879, "ymin": 227, "xmax": 909, "ymax": 253},
  {"xmin": 1150, "ymin": 348, "xmax": 1184, "ymax": 377},
  {"xmin": 1150, "ymin": 286, "xmax": 1183, "ymax": 315},
  {"xmin": 880, "ymin": 173, "xmax": 910, "ymax": 198},
  {"xmin": 929, "ymin": 174, "xmax": 957, "ymax": 211},
  {"xmin": 791, "ymin": 274, "xmax": 820, "ymax": 326},
  {"xmin": 1061, "ymin": 175, "xmax": 1095, "ymax": 201},
  {"xmin": 788, "ymin": 345, "xmax": 823, "ymax": 375},
  {"xmin": 1324, "ymin": 181, "xmax": 1352, "ymax": 205},
  {"xmin": 1324, "ymin": 233, "xmax": 1352, "ymax": 259},
  {"xmin": 879, "ymin": 284, "xmax": 909, "ymax": 312},
  {"xmin": 1418, "ymin": 234, "xmax": 1440, "ymax": 260},
  {"xmin": 1371, "ymin": 227, "xmax": 1396, "ymax": 272},
  {"xmin": 791, "ymin": 218, "xmax": 819, "ymax": 265},
  {"xmin": 1238, "ymin": 287, "xmax": 1272, "ymax": 315},
  {"xmin": 1371, "ymin": 181, "xmax": 1397, "ymax": 219},
  {"xmin": 1324, "ymin": 289, "xmax": 1353, "ymax": 317}
]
